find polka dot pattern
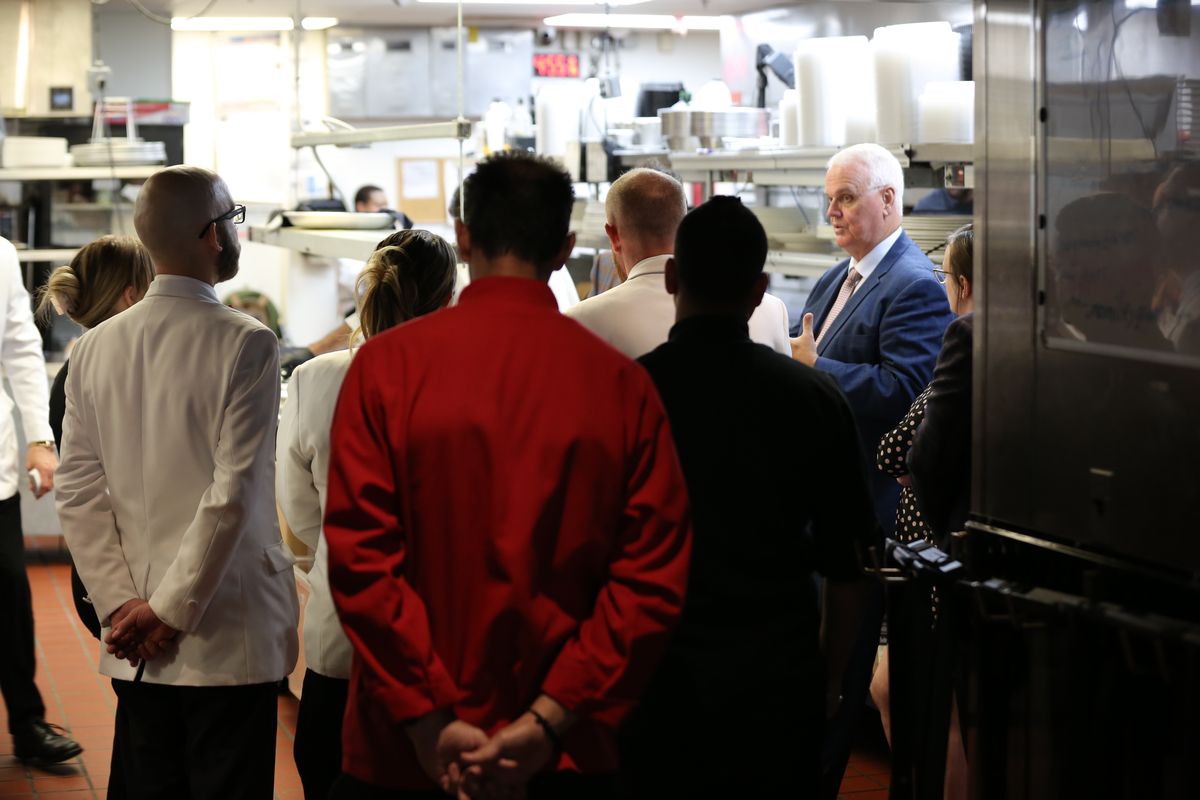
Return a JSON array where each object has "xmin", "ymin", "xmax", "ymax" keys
[{"xmin": 877, "ymin": 386, "xmax": 935, "ymax": 544}]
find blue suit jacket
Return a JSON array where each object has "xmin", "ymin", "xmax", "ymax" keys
[{"xmin": 797, "ymin": 230, "xmax": 954, "ymax": 535}]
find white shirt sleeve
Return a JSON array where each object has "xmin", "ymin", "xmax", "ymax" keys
[
  {"xmin": 0, "ymin": 241, "xmax": 53, "ymax": 444},
  {"xmin": 277, "ymin": 365, "xmax": 323, "ymax": 552}
]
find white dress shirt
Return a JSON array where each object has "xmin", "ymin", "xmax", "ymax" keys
[
  {"xmin": 0, "ymin": 239, "xmax": 54, "ymax": 499},
  {"xmin": 565, "ymin": 254, "xmax": 792, "ymax": 358},
  {"xmin": 277, "ymin": 351, "xmax": 354, "ymax": 679},
  {"xmin": 57, "ymin": 274, "xmax": 299, "ymax": 686},
  {"xmin": 847, "ymin": 227, "xmax": 905, "ymax": 295}
]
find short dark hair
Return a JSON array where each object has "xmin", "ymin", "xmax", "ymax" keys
[
  {"xmin": 673, "ymin": 196, "xmax": 768, "ymax": 303},
  {"xmin": 355, "ymin": 185, "xmax": 385, "ymax": 207},
  {"xmin": 461, "ymin": 152, "xmax": 575, "ymax": 270}
]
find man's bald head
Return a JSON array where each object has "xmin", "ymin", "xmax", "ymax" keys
[
  {"xmin": 135, "ymin": 166, "xmax": 238, "ymax": 282},
  {"xmin": 605, "ymin": 168, "xmax": 687, "ymax": 246}
]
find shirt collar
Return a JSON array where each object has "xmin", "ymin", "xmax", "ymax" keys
[
  {"xmin": 145, "ymin": 274, "xmax": 220, "ymax": 303},
  {"xmin": 668, "ymin": 314, "xmax": 751, "ymax": 344},
  {"xmin": 457, "ymin": 276, "xmax": 558, "ymax": 310},
  {"xmin": 848, "ymin": 226, "xmax": 904, "ymax": 282},
  {"xmin": 626, "ymin": 254, "xmax": 672, "ymax": 281}
]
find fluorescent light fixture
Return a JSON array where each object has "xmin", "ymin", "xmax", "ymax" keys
[
  {"xmin": 1124, "ymin": 0, "xmax": 1200, "ymax": 7},
  {"xmin": 543, "ymin": 13, "xmax": 727, "ymax": 30},
  {"xmin": 419, "ymin": 0, "xmax": 650, "ymax": 4},
  {"xmin": 301, "ymin": 17, "xmax": 339, "ymax": 30},
  {"xmin": 170, "ymin": 17, "xmax": 339, "ymax": 31}
]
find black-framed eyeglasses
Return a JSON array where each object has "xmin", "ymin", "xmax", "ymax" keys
[
  {"xmin": 932, "ymin": 267, "xmax": 949, "ymax": 285},
  {"xmin": 198, "ymin": 205, "xmax": 246, "ymax": 239}
]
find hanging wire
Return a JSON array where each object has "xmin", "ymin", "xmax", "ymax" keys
[
  {"xmin": 457, "ymin": 0, "xmax": 466, "ymax": 223},
  {"xmin": 125, "ymin": 0, "xmax": 219, "ymax": 27}
]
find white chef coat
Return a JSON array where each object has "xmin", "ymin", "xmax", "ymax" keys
[
  {"xmin": 564, "ymin": 254, "xmax": 792, "ymax": 358},
  {"xmin": 56, "ymin": 275, "xmax": 299, "ymax": 686},
  {"xmin": 0, "ymin": 238, "xmax": 54, "ymax": 499},
  {"xmin": 276, "ymin": 350, "xmax": 354, "ymax": 679}
]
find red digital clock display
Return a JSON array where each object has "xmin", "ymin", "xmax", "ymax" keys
[{"xmin": 533, "ymin": 53, "xmax": 581, "ymax": 78}]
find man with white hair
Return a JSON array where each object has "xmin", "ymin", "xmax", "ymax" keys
[
  {"xmin": 789, "ymin": 143, "xmax": 953, "ymax": 797},
  {"xmin": 567, "ymin": 168, "xmax": 792, "ymax": 357}
]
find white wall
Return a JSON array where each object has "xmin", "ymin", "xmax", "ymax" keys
[
  {"xmin": 532, "ymin": 29, "xmax": 723, "ymax": 122},
  {"xmin": 95, "ymin": 10, "xmax": 172, "ymax": 100}
]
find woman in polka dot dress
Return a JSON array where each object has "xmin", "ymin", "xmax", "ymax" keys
[
  {"xmin": 877, "ymin": 385, "xmax": 935, "ymax": 543},
  {"xmin": 869, "ymin": 222, "xmax": 974, "ymax": 800}
]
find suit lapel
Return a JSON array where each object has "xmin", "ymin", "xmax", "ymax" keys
[{"xmin": 816, "ymin": 232, "xmax": 914, "ymax": 356}]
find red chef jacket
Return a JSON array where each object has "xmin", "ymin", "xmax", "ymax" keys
[{"xmin": 324, "ymin": 276, "xmax": 692, "ymax": 789}]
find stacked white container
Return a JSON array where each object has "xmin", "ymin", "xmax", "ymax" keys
[
  {"xmin": 872, "ymin": 22, "xmax": 962, "ymax": 145},
  {"xmin": 918, "ymin": 81, "xmax": 975, "ymax": 143},
  {"xmin": 778, "ymin": 89, "xmax": 800, "ymax": 146},
  {"xmin": 792, "ymin": 36, "xmax": 875, "ymax": 148},
  {"xmin": 535, "ymin": 86, "xmax": 580, "ymax": 157}
]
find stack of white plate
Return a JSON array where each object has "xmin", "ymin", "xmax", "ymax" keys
[
  {"xmin": 70, "ymin": 138, "xmax": 166, "ymax": 167},
  {"xmin": 1, "ymin": 137, "xmax": 70, "ymax": 168},
  {"xmin": 282, "ymin": 212, "xmax": 395, "ymax": 230},
  {"xmin": 904, "ymin": 214, "xmax": 972, "ymax": 262}
]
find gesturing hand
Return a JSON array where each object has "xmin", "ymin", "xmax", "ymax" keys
[{"xmin": 790, "ymin": 312, "xmax": 817, "ymax": 367}]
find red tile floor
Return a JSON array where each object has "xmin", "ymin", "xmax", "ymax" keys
[{"xmin": 2, "ymin": 557, "xmax": 890, "ymax": 799}]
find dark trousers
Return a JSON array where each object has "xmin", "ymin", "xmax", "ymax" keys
[
  {"xmin": 330, "ymin": 771, "xmax": 616, "ymax": 800},
  {"xmin": 294, "ymin": 669, "xmax": 349, "ymax": 800},
  {"xmin": 0, "ymin": 494, "xmax": 45, "ymax": 733},
  {"xmin": 618, "ymin": 657, "xmax": 822, "ymax": 799},
  {"xmin": 821, "ymin": 580, "xmax": 885, "ymax": 799},
  {"xmin": 111, "ymin": 679, "xmax": 277, "ymax": 800}
]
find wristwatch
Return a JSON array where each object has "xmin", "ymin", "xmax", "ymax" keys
[{"xmin": 27, "ymin": 440, "xmax": 56, "ymax": 450}]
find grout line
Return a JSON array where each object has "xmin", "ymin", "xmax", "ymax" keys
[{"xmin": 32, "ymin": 560, "xmax": 102, "ymax": 799}]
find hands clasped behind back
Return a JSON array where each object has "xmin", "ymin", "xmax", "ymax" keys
[
  {"xmin": 408, "ymin": 709, "xmax": 559, "ymax": 799},
  {"xmin": 105, "ymin": 598, "xmax": 180, "ymax": 666}
]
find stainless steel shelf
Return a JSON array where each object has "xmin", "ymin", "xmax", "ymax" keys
[
  {"xmin": 0, "ymin": 165, "xmax": 160, "ymax": 181},
  {"xmin": 765, "ymin": 250, "xmax": 842, "ymax": 279},
  {"xmin": 248, "ymin": 223, "xmax": 457, "ymax": 261},
  {"xmin": 15, "ymin": 248, "xmax": 78, "ymax": 262}
]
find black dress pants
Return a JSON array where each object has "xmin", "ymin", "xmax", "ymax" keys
[
  {"xmin": 294, "ymin": 669, "xmax": 349, "ymax": 800},
  {"xmin": 111, "ymin": 679, "xmax": 277, "ymax": 800},
  {"xmin": 330, "ymin": 770, "xmax": 616, "ymax": 800},
  {"xmin": 0, "ymin": 494, "xmax": 46, "ymax": 733}
]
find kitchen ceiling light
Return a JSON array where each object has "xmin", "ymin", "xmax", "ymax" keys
[
  {"xmin": 542, "ymin": 13, "xmax": 727, "ymax": 30},
  {"xmin": 170, "ymin": 17, "xmax": 340, "ymax": 32},
  {"xmin": 417, "ymin": 0, "xmax": 650, "ymax": 5},
  {"xmin": 301, "ymin": 17, "xmax": 339, "ymax": 30}
]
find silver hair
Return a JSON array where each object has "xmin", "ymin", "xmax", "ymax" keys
[{"xmin": 828, "ymin": 143, "xmax": 905, "ymax": 215}]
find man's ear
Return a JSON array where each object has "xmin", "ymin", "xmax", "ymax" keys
[
  {"xmin": 604, "ymin": 222, "xmax": 620, "ymax": 254},
  {"xmin": 204, "ymin": 222, "xmax": 222, "ymax": 252},
  {"xmin": 881, "ymin": 185, "xmax": 896, "ymax": 214},
  {"xmin": 454, "ymin": 219, "xmax": 471, "ymax": 263},
  {"xmin": 748, "ymin": 272, "xmax": 769, "ymax": 310},
  {"xmin": 665, "ymin": 257, "xmax": 679, "ymax": 296},
  {"xmin": 552, "ymin": 232, "xmax": 577, "ymax": 275}
]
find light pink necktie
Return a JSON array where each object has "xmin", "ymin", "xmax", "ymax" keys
[{"xmin": 815, "ymin": 267, "xmax": 863, "ymax": 345}]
